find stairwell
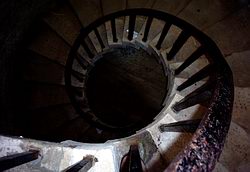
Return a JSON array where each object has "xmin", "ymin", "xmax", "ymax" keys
[{"xmin": 0, "ymin": 0, "xmax": 249, "ymax": 171}]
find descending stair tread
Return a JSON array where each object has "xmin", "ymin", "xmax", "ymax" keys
[
  {"xmin": 102, "ymin": 0, "xmax": 126, "ymax": 15},
  {"xmin": 137, "ymin": 18, "xmax": 165, "ymax": 45},
  {"xmin": 24, "ymin": 104, "xmax": 79, "ymax": 138},
  {"xmin": 23, "ymin": 51, "xmax": 83, "ymax": 87},
  {"xmin": 24, "ymin": 84, "xmax": 70, "ymax": 109},
  {"xmin": 43, "ymin": 3, "xmax": 81, "ymax": 45},
  {"xmin": 28, "ymin": 24, "xmax": 71, "ymax": 66},
  {"xmin": 69, "ymin": 0, "xmax": 102, "ymax": 27},
  {"xmin": 127, "ymin": 0, "xmax": 155, "ymax": 9},
  {"xmin": 152, "ymin": 0, "xmax": 191, "ymax": 15}
]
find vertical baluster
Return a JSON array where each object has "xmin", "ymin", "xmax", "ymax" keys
[
  {"xmin": 175, "ymin": 46, "xmax": 205, "ymax": 75},
  {"xmin": 81, "ymin": 40, "xmax": 94, "ymax": 59},
  {"xmin": 111, "ymin": 19, "xmax": 118, "ymax": 42},
  {"xmin": 142, "ymin": 17, "xmax": 153, "ymax": 42},
  {"xmin": 155, "ymin": 23, "xmax": 171, "ymax": 50},
  {"xmin": 167, "ymin": 30, "xmax": 190, "ymax": 60},
  {"xmin": 177, "ymin": 64, "xmax": 213, "ymax": 91},
  {"xmin": 128, "ymin": 15, "xmax": 136, "ymax": 41},
  {"xmin": 94, "ymin": 28, "xmax": 105, "ymax": 49}
]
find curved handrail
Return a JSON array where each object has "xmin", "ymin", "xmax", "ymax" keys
[{"xmin": 65, "ymin": 9, "xmax": 234, "ymax": 170}]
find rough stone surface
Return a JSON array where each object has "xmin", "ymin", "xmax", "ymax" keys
[
  {"xmin": 28, "ymin": 24, "xmax": 70, "ymax": 66},
  {"xmin": 69, "ymin": 0, "xmax": 102, "ymax": 26},
  {"xmin": 225, "ymin": 50, "xmax": 250, "ymax": 87},
  {"xmin": 43, "ymin": 3, "xmax": 81, "ymax": 45},
  {"xmin": 102, "ymin": 0, "xmax": 126, "ymax": 15},
  {"xmin": 205, "ymin": 7, "xmax": 250, "ymax": 56},
  {"xmin": 153, "ymin": 0, "xmax": 191, "ymax": 15},
  {"xmin": 178, "ymin": 0, "xmax": 247, "ymax": 30}
]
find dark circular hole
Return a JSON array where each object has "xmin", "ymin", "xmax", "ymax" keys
[{"xmin": 85, "ymin": 46, "xmax": 168, "ymax": 131}]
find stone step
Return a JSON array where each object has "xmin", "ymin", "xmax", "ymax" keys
[
  {"xmin": 152, "ymin": 0, "xmax": 191, "ymax": 15},
  {"xmin": 126, "ymin": 0, "xmax": 155, "ymax": 9},
  {"xmin": 22, "ymin": 104, "xmax": 79, "ymax": 141},
  {"xmin": 136, "ymin": 17, "xmax": 165, "ymax": 48},
  {"xmin": 69, "ymin": 0, "xmax": 102, "ymax": 27},
  {"xmin": 23, "ymin": 83, "xmax": 70, "ymax": 109},
  {"xmin": 177, "ymin": 0, "xmax": 247, "ymax": 30},
  {"xmin": 43, "ymin": 2, "xmax": 81, "ymax": 46},
  {"xmin": 102, "ymin": 0, "xmax": 126, "ymax": 15},
  {"xmin": 23, "ymin": 51, "xmax": 83, "ymax": 87},
  {"xmin": 28, "ymin": 23, "xmax": 70, "ymax": 66}
]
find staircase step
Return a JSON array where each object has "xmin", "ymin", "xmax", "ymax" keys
[
  {"xmin": 152, "ymin": 0, "xmax": 191, "ymax": 15},
  {"xmin": 23, "ymin": 51, "xmax": 83, "ymax": 87},
  {"xmin": 24, "ymin": 104, "xmax": 79, "ymax": 140},
  {"xmin": 146, "ymin": 111, "xmax": 193, "ymax": 165},
  {"xmin": 225, "ymin": 50, "xmax": 250, "ymax": 87},
  {"xmin": 204, "ymin": 7, "xmax": 250, "ymax": 56},
  {"xmin": 28, "ymin": 24, "xmax": 70, "ymax": 66},
  {"xmin": 178, "ymin": 0, "xmax": 245, "ymax": 30},
  {"xmin": 126, "ymin": 0, "xmax": 155, "ymax": 9},
  {"xmin": 69, "ymin": 0, "xmax": 102, "ymax": 27},
  {"xmin": 24, "ymin": 83, "xmax": 70, "ymax": 109},
  {"xmin": 56, "ymin": 117, "xmax": 91, "ymax": 142},
  {"xmin": 102, "ymin": 0, "xmax": 126, "ymax": 15},
  {"xmin": 43, "ymin": 3, "xmax": 81, "ymax": 45}
]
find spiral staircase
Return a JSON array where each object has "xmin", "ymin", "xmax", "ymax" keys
[{"xmin": 1, "ymin": 0, "xmax": 249, "ymax": 171}]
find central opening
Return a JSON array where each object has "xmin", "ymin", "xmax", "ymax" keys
[{"xmin": 85, "ymin": 46, "xmax": 168, "ymax": 131}]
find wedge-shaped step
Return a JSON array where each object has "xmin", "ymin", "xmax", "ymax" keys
[
  {"xmin": 69, "ymin": 0, "xmax": 102, "ymax": 26},
  {"xmin": 152, "ymin": 0, "xmax": 191, "ymax": 15},
  {"xmin": 24, "ymin": 84, "xmax": 70, "ymax": 109},
  {"xmin": 23, "ymin": 51, "xmax": 83, "ymax": 87},
  {"xmin": 178, "ymin": 0, "xmax": 247, "ymax": 29},
  {"xmin": 56, "ymin": 117, "xmax": 93, "ymax": 142},
  {"xmin": 24, "ymin": 104, "xmax": 79, "ymax": 141},
  {"xmin": 43, "ymin": 3, "xmax": 81, "ymax": 45},
  {"xmin": 28, "ymin": 23, "xmax": 71, "ymax": 65},
  {"xmin": 127, "ymin": 0, "xmax": 155, "ymax": 8},
  {"xmin": 102, "ymin": 0, "xmax": 126, "ymax": 15}
]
